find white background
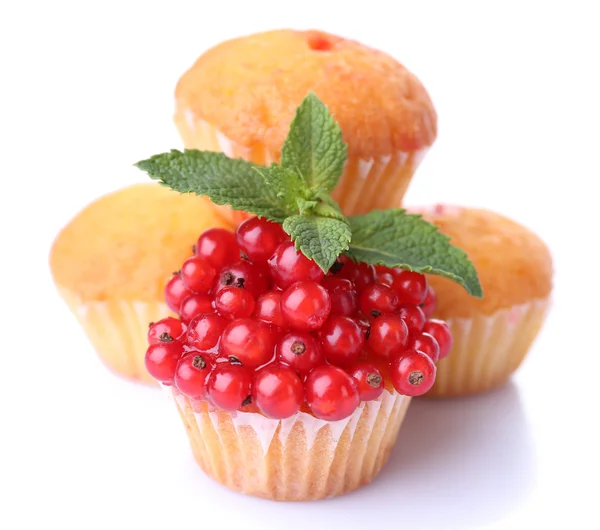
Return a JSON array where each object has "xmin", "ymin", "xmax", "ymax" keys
[{"xmin": 1, "ymin": 1, "xmax": 599, "ymax": 529}]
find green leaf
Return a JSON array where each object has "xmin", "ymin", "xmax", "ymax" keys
[
  {"xmin": 347, "ymin": 210, "xmax": 483, "ymax": 297},
  {"xmin": 135, "ymin": 150, "xmax": 292, "ymax": 222},
  {"xmin": 296, "ymin": 198, "xmax": 318, "ymax": 215},
  {"xmin": 253, "ymin": 164, "xmax": 310, "ymax": 213},
  {"xmin": 281, "ymin": 93, "xmax": 347, "ymax": 193},
  {"xmin": 283, "ymin": 215, "xmax": 352, "ymax": 273}
]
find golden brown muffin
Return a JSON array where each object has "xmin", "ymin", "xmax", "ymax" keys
[
  {"xmin": 50, "ymin": 184, "xmax": 232, "ymax": 383},
  {"xmin": 412, "ymin": 205, "xmax": 553, "ymax": 397},
  {"xmin": 174, "ymin": 29, "xmax": 437, "ymax": 223}
]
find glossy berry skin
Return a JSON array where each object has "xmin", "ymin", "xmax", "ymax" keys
[
  {"xmin": 276, "ymin": 331, "xmax": 324, "ymax": 377},
  {"xmin": 148, "ymin": 317, "xmax": 184, "ymax": 345},
  {"xmin": 423, "ymin": 319, "xmax": 453, "ymax": 359},
  {"xmin": 180, "ymin": 256, "xmax": 216, "ymax": 293},
  {"xmin": 305, "ymin": 365, "xmax": 360, "ymax": 421},
  {"xmin": 195, "ymin": 228, "xmax": 240, "ymax": 270},
  {"xmin": 367, "ymin": 314, "xmax": 409, "ymax": 360},
  {"xmin": 213, "ymin": 260, "xmax": 269, "ymax": 299},
  {"xmin": 164, "ymin": 275, "xmax": 192, "ymax": 314},
  {"xmin": 359, "ymin": 284, "xmax": 398, "ymax": 317},
  {"xmin": 376, "ymin": 269, "xmax": 395, "ymax": 288},
  {"xmin": 392, "ymin": 271, "xmax": 428, "ymax": 306},
  {"xmin": 186, "ymin": 313, "xmax": 227, "ymax": 351},
  {"xmin": 321, "ymin": 277, "xmax": 357, "ymax": 316},
  {"xmin": 207, "ymin": 364, "xmax": 253, "ymax": 411},
  {"xmin": 179, "ymin": 294, "xmax": 213, "ymax": 323},
  {"xmin": 390, "ymin": 349, "xmax": 436, "ymax": 396},
  {"xmin": 420, "ymin": 286, "xmax": 437, "ymax": 318},
  {"xmin": 215, "ymin": 287, "xmax": 255, "ymax": 319},
  {"xmin": 253, "ymin": 364, "xmax": 304, "ymax": 419},
  {"xmin": 236, "ymin": 217, "xmax": 287, "ymax": 263},
  {"xmin": 336, "ymin": 258, "xmax": 376, "ymax": 292},
  {"xmin": 409, "ymin": 332, "xmax": 440, "ymax": 363},
  {"xmin": 349, "ymin": 363, "xmax": 385, "ymax": 401},
  {"xmin": 397, "ymin": 305, "xmax": 427, "ymax": 336},
  {"xmin": 268, "ymin": 241, "xmax": 324, "ymax": 289},
  {"xmin": 144, "ymin": 341, "xmax": 184, "ymax": 384},
  {"xmin": 319, "ymin": 316, "xmax": 365, "ymax": 367},
  {"xmin": 221, "ymin": 319, "xmax": 275, "ymax": 368},
  {"xmin": 281, "ymin": 280, "xmax": 331, "ymax": 331},
  {"xmin": 174, "ymin": 353, "xmax": 213, "ymax": 398},
  {"xmin": 254, "ymin": 291, "xmax": 286, "ymax": 328}
]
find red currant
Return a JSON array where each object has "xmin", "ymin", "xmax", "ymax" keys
[
  {"xmin": 179, "ymin": 293, "xmax": 213, "ymax": 323},
  {"xmin": 253, "ymin": 364, "xmax": 304, "ymax": 419},
  {"xmin": 392, "ymin": 270, "xmax": 428, "ymax": 305},
  {"xmin": 319, "ymin": 316, "xmax": 365, "ymax": 367},
  {"xmin": 195, "ymin": 228, "xmax": 240, "ymax": 270},
  {"xmin": 409, "ymin": 332, "xmax": 440, "ymax": 363},
  {"xmin": 423, "ymin": 319, "xmax": 453, "ymax": 359},
  {"xmin": 376, "ymin": 269, "xmax": 396, "ymax": 288},
  {"xmin": 180, "ymin": 256, "xmax": 216, "ymax": 293},
  {"xmin": 305, "ymin": 365, "xmax": 359, "ymax": 421},
  {"xmin": 390, "ymin": 349, "xmax": 436, "ymax": 396},
  {"xmin": 236, "ymin": 217, "xmax": 287, "ymax": 263},
  {"xmin": 174, "ymin": 353, "xmax": 213, "ymax": 398},
  {"xmin": 268, "ymin": 241, "xmax": 324, "ymax": 289},
  {"xmin": 420, "ymin": 285, "xmax": 437, "ymax": 318},
  {"xmin": 215, "ymin": 286, "xmax": 255, "ymax": 319},
  {"xmin": 336, "ymin": 257, "xmax": 376, "ymax": 291},
  {"xmin": 221, "ymin": 318, "xmax": 275, "ymax": 368},
  {"xmin": 207, "ymin": 364, "xmax": 253, "ymax": 410},
  {"xmin": 276, "ymin": 331, "xmax": 324, "ymax": 377},
  {"xmin": 213, "ymin": 260, "xmax": 269, "ymax": 299},
  {"xmin": 321, "ymin": 277, "xmax": 357, "ymax": 316},
  {"xmin": 359, "ymin": 284, "xmax": 398, "ymax": 317},
  {"xmin": 254, "ymin": 291, "xmax": 286, "ymax": 328},
  {"xmin": 397, "ymin": 305, "xmax": 427, "ymax": 336},
  {"xmin": 145, "ymin": 341, "xmax": 184, "ymax": 383},
  {"xmin": 349, "ymin": 363, "xmax": 384, "ymax": 401},
  {"xmin": 148, "ymin": 317, "xmax": 184, "ymax": 345},
  {"xmin": 164, "ymin": 274, "xmax": 191, "ymax": 313},
  {"xmin": 367, "ymin": 314, "xmax": 409, "ymax": 360},
  {"xmin": 186, "ymin": 313, "xmax": 227, "ymax": 351},
  {"xmin": 281, "ymin": 280, "xmax": 331, "ymax": 331}
]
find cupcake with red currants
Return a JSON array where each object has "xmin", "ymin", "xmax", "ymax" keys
[{"xmin": 137, "ymin": 95, "xmax": 481, "ymax": 500}]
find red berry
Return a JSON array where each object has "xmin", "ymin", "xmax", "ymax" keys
[
  {"xmin": 305, "ymin": 365, "xmax": 359, "ymax": 421},
  {"xmin": 336, "ymin": 258, "xmax": 376, "ymax": 291},
  {"xmin": 423, "ymin": 319, "xmax": 453, "ymax": 359},
  {"xmin": 420, "ymin": 285, "xmax": 437, "ymax": 318},
  {"xmin": 213, "ymin": 260, "xmax": 269, "ymax": 299},
  {"xmin": 377, "ymin": 269, "xmax": 396, "ymax": 288},
  {"xmin": 319, "ymin": 316, "xmax": 365, "ymax": 367},
  {"xmin": 221, "ymin": 318, "xmax": 275, "ymax": 368},
  {"xmin": 145, "ymin": 341, "xmax": 184, "ymax": 383},
  {"xmin": 349, "ymin": 363, "xmax": 385, "ymax": 401},
  {"xmin": 268, "ymin": 241, "xmax": 324, "ymax": 289},
  {"xmin": 207, "ymin": 364, "xmax": 253, "ymax": 411},
  {"xmin": 392, "ymin": 270, "xmax": 428, "ymax": 305},
  {"xmin": 179, "ymin": 293, "xmax": 213, "ymax": 323},
  {"xmin": 164, "ymin": 274, "xmax": 192, "ymax": 313},
  {"xmin": 236, "ymin": 217, "xmax": 287, "ymax": 263},
  {"xmin": 408, "ymin": 332, "xmax": 440, "ymax": 363},
  {"xmin": 215, "ymin": 287, "xmax": 255, "ymax": 319},
  {"xmin": 276, "ymin": 331, "xmax": 325, "ymax": 377},
  {"xmin": 195, "ymin": 228, "xmax": 240, "ymax": 270},
  {"xmin": 148, "ymin": 317, "xmax": 184, "ymax": 345},
  {"xmin": 174, "ymin": 353, "xmax": 213, "ymax": 398},
  {"xmin": 253, "ymin": 364, "xmax": 304, "ymax": 419},
  {"xmin": 281, "ymin": 280, "xmax": 331, "ymax": 331},
  {"xmin": 254, "ymin": 291, "xmax": 286, "ymax": 328},
  {"xmin": 367, "ymin": 314, "xmax": 409, "ymax": 360},
  {"xmin": 180, "ymin": 256, "xmax": 216, "ymax": 293},
  {"xmin": 397, "ymin": 305, "xmax": 427, "ymax": 336},
  {"xmin": 186, "ymin": 313, "xmax": 227, "ymax": 351},
  {"xmin": 390, "ymin": 349, "xmax": 436, "ymax": 396},
  {"xmin": 359, "ymin": 284, "xmax": 398, "ymax": 317},
  {"xmin": 321, "ymin": 277, "xmax": 357, "ymax": 316}
]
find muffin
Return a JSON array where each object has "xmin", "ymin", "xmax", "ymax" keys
[
  {"xmin": 414, "ymin": 205, "xmax": 553, "ymax": 397},
  {"xmin": 174, "ymin": 29, "xmax": 437, "ymax": 223},
  {"xmin": 50, "ymin": 184, "xmax": 232, "ymax": 384}
]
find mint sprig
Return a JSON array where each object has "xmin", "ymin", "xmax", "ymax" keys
[{"xmin": 136, "ymin": 93, "xmax": 483, "ymax": 297}]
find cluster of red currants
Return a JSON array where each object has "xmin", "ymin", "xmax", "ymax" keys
[{"xmin": 145, "ymin": 217, "xmax": 452, "ymax": 421}]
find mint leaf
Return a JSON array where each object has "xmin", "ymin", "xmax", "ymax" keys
[
  {"xmin": 296, "ymin": 198, "xmax": 318, "ymax": 215},
  {"xmin": 347, "ymin": 210, "xmax": 483, "ymax": 297},
  {"xmin": 253, "ymin": 164, "xmax": 310, "ymax": 213},
  {"xmin": 283, "ymin": 215, "xmax": 352, "ymax": 273},
  {"xmin": 135, "ymin": 150, "xmax": 292, "ymax": 222},
  {"xmin": 281, "ymin": 93, "xmax": 347, "ymax": 193}
]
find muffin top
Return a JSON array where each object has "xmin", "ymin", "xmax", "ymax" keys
[
  {"xmin": 175, "ymin": 29, "xmax": 437, "ymax": 158},
  {"xmin": 415, "ymin": 205, "xmax": 553, "ymax": 317},
  {"xmin": 50, "ymin": 184, "xmax": 231, "ymax": 302}
]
